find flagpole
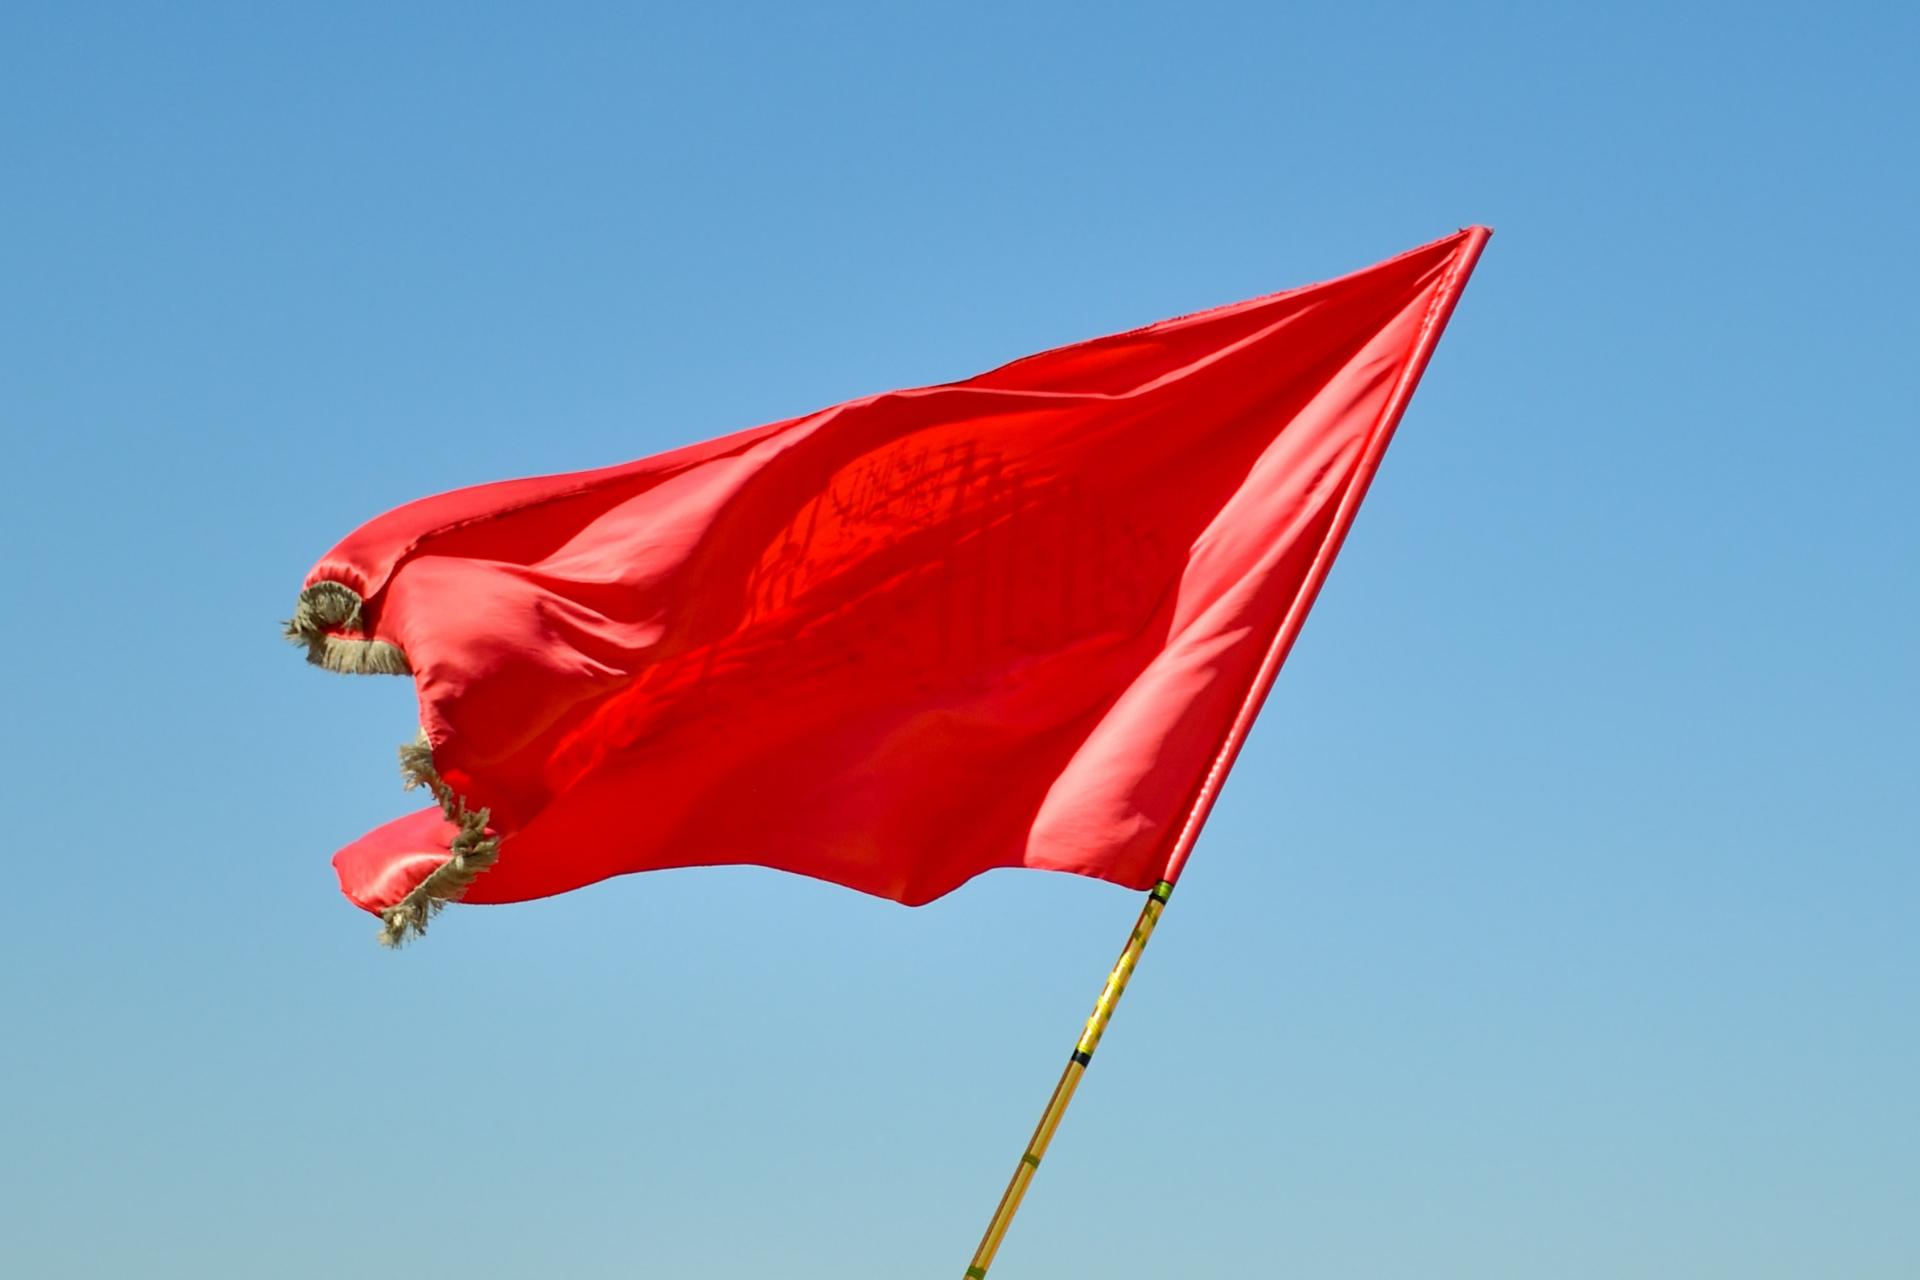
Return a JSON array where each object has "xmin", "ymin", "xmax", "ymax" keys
[
  {"xmin": 962, "ymin": 879, "xmax": 1173, "ymax": 1278},
  {"xmin": 962, "ymin": 227, "xmax": 1488, "ymax": 1277}
]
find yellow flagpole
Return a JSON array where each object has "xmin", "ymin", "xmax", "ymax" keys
[{"xmin": 962, "ymin": 879, "xmax": 1173, "ymax": 1278}]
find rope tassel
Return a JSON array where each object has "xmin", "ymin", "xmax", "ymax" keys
[
  {"xmin": 283, "ymin": 581, "xmax": 411, "ymax": 675},
  {"xmin": 383, "ymin": 732, "xmax": 500, "ymax": 947}
]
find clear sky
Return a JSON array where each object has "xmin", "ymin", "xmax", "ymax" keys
[{"xmin": 2, "ymin": 4, "xmax": 1913, "ymax": 1277}]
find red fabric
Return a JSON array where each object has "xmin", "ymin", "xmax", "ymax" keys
[{"xmin": 319, "ymin": 229, "xmax": 1488, "ymax": 915}]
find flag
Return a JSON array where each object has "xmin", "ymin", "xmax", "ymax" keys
[{"xmin": 290, "ymin": 228, "xmax": 1488, "ymax": 943}]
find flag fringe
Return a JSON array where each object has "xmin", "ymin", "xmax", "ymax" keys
[
  {"xmin": 283, "ymin": 581, "xmax": 412, "ymax": 675},
  {"xmin": 283, "ymin": 578, "xmax": 494, "ymax": 944},
  {"xmin": 381, "ymin": 732, "xmax": 500, "ymax": 947}
]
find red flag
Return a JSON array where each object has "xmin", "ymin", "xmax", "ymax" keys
[{"xmin": 292, "ymin": 228, "xmax": 1488, "ymax": 942}]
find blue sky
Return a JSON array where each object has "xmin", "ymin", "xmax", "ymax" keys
[{"xmin": 1, "ymin": 4, "xmax": 1913, "ymax": 1277}]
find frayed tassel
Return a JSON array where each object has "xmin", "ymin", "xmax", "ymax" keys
[
  {"xmin": 315, "ymin": 639, "xmax": 411, "ymax": 676},
  {"xmin": 283, "ymin": 582, "xmax": 411, "ymax": 675},
  {"xmin": 285, "ymin": 590, "xmax": 483, "ymax": 944},
  {"xmin": 378, "ymin": 732, "xmax": 500, "ymax": 947}
]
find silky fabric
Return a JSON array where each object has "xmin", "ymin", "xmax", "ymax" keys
[{"xmin": 315, "ymin": 229, "xmax": 1487, "ymax": 917}]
